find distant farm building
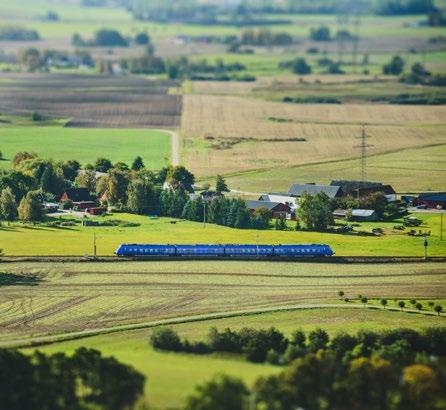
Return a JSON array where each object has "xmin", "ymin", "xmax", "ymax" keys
[
  {"xmin": 86, "ymin": 207, "xmax": 107, "ymax": 216},
  {"xmin": 333, "ymin": 209, "xmax": 379, "ymax": 222},
  {"xmin": 330, "ymin": 180, "xmax": 397, "ymax": 201},
  {"xmin": 414, "ymin": 192, "xmax": 446, "ymax": 209},
  {"xmin": 246, "ymin": 200, "xmax": 292, "ymax": 219},
  {"xmin": 60, "ymin": 188, "xmax": 96, "ymax": 210},
  {"xmin": 288, "ymin": 183, "xmax": 344, "ymax": 199},
  {"xmin": 258, "ymin": 193, "xmax": 298, "ymax": 211}
]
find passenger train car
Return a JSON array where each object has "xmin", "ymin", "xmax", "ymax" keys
[{"xmin": 115, "ymin": 244, "xmax": 334, "ymax": 258}]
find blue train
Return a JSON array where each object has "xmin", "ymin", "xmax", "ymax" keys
[{"xmin": 115, "ymin": 244, "xmax": 334, "ymax": 258}]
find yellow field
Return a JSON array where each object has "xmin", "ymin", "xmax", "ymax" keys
[{"xmin": 181, "ymin": 95, "xmax": 446, "ymax": 180}]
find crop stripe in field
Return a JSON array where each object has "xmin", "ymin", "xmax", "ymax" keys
[{"xmin": 2, "ymin": 303, "xmax": 444, "ymax": 349}]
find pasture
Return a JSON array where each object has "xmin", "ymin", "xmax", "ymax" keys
[
  {"xmin": 0, "ymin": 125, "xmax": 171, "ymax": 169},
  {"xmin": 0, "ymin": 258, "xmax": 441, "ymax": 406},
  {"xmin": 0, "ymin": 212, "xmax": 445, "ymax": 256}
]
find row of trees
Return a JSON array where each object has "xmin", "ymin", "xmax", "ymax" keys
[
  {"xmin": 151, "ymin": 325, "xmax": 446, "ymax": 365},
  {"xmin": 72, "ymin": 29, "xmax": 151, "ymax": 47},
  {"xmin": 1, "ymin": 347, "xmax": 145, "ymax": 410}
]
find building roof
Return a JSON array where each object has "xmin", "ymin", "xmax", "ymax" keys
[
  {"xmin": 418, "ymin": 192, "xmax": 446, "ymax": 199},
  {"xmin": 62, "ymin": 188, "xmax": 93, "ymax": 202},
  {"xmin": 288, "ymin": 184, "xmax": 343, "ymax": 198},
  {"xmin": 418, "ymin": 194, "xmax": 446, "ymax": 202},
  {"xmin": 357, "ymin": 185, "xmax": 396, "ymax": 196},
  {"xmin": 333, "ymin": 209, "xmax": 376, "ymax": 217},
  {"xmin": 330, "ymin": 180, "xmax": 383, "ymax": 194},
  {"xmin": 246, "ymin": 200, "xmax": 289, "ymax": 211}
]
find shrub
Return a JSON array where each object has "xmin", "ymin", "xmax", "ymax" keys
[{"xmin": 150, "ymin": 327, "xmax": 182, "ymax": 351}]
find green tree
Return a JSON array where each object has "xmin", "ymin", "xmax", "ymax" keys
[
  {"xmin": 18, "ymin": 190, "xmax": 43, "ymax": 223},
  {"xmin": 383, "ymin": 55, "xmax": 405, "ymax": 75},
  {"xmin": 381, "ymin": 298, "xmax": 388, "ymax": 309},
  {"xmin": 185, "ymin": 374, "xmax": 249, "ymax": 410},
  {"xmin": 107, "ymin": 169, "xmax": 130, "ymax": 207},
  {"xmin": 150, "ymin": 327, "xmax": 182, "ymax": 351},
  {"xmin": 297, "ymin": 192, "xmax": 332, "ymax": 231},
  {"xmin": 215, "ymin": 175, "xmax": 229, "ymax": 193},
  {"xmin": 338, "ymin": 290, "xmax": 345, "ymax": 299},
  {"xmin": 0, "ymin": 187, "xmax": 18, "ymax": 221},
  {"xmin": 19, "ymin": 48, "xmax": 43, "ymax": 71},
  {"xmin": 434, "ymin": 305, "xmax": 443, "ymax": 315},
  {"xmin": 94, "ymin": 157, "xmax": 113, "ymax": 173},
  {"xmin": 75, "ymin": 170, "xmax": 96, "ymax": 193},
  {"xmin": 127, "ymin": 179, "xmax": 153, "ymax": 214},
  {"xmin": 39, "ymin": 164, "xmax": 64, "ymax": 195},
  {"xmin": 310, "ymin": 26, "xmax": 331, "ymax": 41},
  {"xmin": 308, "ymin": 328, "xmax": 329, "ymax": 352},
  {"xmin": 131, "ymin": 156, "xmax": 145, "ymax": 171},
  {"xmin": 361, "ymin": 296, "xmax": 368, "ymax": 306},
  {"xmin": 292, "ymin": 57, "xmax": 312, "ymax": 74},
  {"xmin": 166, "ymin": 165, "xmax": 195, "ymax": 191},
  {"xmin": 415, "ymin": 302, "xmax": 423, "ymax": 312},
  {"xmin": 398, "ymin": 301, "xmax": 406, "ymax": 311}
]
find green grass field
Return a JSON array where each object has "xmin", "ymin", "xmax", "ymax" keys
[
  {"xmin": 23, "ymin": 306, "xmax": 446, "ymax": 408},
  {"xmin": 0, "ymin": 212, "xmax": 444, "ymax": 256},
  {"xmin": 0, "ymin": 124, "xmax": 171, "ymax": 169},
  {"xmin": 0, "ymin": 256, "xmax": 441, "ymax": 407}
]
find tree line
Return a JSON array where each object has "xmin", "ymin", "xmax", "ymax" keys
[
  {"xmin": 177, "ymin": 325, "xmax": 446, "ymax": 410},
  {"xmin": 0, "ymin": 347, "xmax": 145, "ymax": 410}
]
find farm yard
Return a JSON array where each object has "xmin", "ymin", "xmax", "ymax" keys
[
  {"xmin": 0, "ymin": 212, "xmax": 444, "ymax": 257},
  {"xmin": 0, "ymin": 260, "xmax": 443, "ymax": 407}
]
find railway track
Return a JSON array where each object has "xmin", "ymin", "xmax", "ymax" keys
[{"xmin": 0, "ymin": 256, "xmax": 445, "ymax": 264}]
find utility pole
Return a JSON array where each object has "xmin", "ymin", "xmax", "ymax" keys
[
  {"xmin": 423, "ymin": 234, "xmax": 428, "ymax": 260},
  {"xmin": 354, "ymin": 125, "xmax": 373, "ymax": 183},
  {"xmin": 441, "ymin": 211, "xmax": 444, "ymax": 241},
  {"xmin": 93, "ymin": 233, "xmax": 97, "ymax": 259},
  {"xmin": 203, "ymin": 200, "xmax": 207, "ymax": 228}
]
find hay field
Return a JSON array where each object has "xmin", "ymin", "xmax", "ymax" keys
[
  {"xmin": 1, "ymin": 261, "xmax": 445, "ymax": 344},
  {"xmin": 0, "ymin": 73, "xmax": 182, "ymax": 128},
  {"xmin": 181, "ymin": 95, "xmax": 446, "ymax": 184},
  {"xmin": 207, "ymin": 144, "xmax": 446, "ymax": 193}
]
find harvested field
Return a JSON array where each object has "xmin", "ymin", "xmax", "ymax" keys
[
  {"xmin": 0, "ymin": 73, "xmax": 182, "ymax": 128},
  {"xmin": 1, "ymin": 261, "xmax": 445, "ymax": 343},
  {"xmin": 181, "ymin": 95, "xmax": 446, "ymax": 178}
]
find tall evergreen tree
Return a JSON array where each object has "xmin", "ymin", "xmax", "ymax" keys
[
  {"xmin": 131, "ymin": 156, "xmax": 145, "ymax": 171},
  {"xmin": 127, "ymin": 179, "xmax": 153, "ymax": 214},
  {"xmin": 215, "ymin": 175, "xmax": 229, "ymax": 193}
]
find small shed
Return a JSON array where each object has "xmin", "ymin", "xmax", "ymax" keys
[{"xmin": 86, "ymin": 207, "xmax": 107, "ymax": 216}]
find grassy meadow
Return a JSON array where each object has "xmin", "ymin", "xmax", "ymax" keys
[
  {"xmin": 25, "ymin": 305, "xmax": 446, "ymax": 408},
  {"xmin": 0, "ymin": 257, "xmax": 442, "ymax": 406},
  {"xmin": 0, "ymin": 123, "xmax": 171, "ymax": 169},
  {"xmin": 0, "ymin": 212, "xmax": 445, "ymax": 256}
]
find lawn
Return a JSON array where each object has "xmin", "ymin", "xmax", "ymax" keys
[
  {"xmin": 0, "ymin": 212, "xmax": 445, "ymax": 256},
  {"xmin": 0, "ymin": 125, "xmax": 171, "ymax": 169}
]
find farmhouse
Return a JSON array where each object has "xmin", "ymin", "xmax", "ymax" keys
[
  {"xmin": 245, "ymin": 200, "xmax": 291, "ymax": 219},
  {"xmin": 333, "ymin": 209, "xmax": 379, "ymax": 222},
  {"xmin": 288, "ymin": 183, "xmax": 344, "ymax": 199},
  {"xmin": 60, "ymin": 188, "xmax": 96, "ymax": 210},
  {"xmin": 259, "ymin": 193, "xmax": 298, "ymax": 211},
  {"xmin": 331, "ymin": 180, "xmax": 397, "ymax": 201},
  {"xmin": 414, "ymin": 192, "xmax": 446, "ymax": 209}
]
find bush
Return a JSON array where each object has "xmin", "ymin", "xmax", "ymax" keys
[{"xmin": 150, "ymin": 327, "xmax": 183, "ymax": 351}]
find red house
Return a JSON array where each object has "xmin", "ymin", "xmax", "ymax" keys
[{"xmin": 60, "ymin": 188, "xmax": 96, "ymax": 210}]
